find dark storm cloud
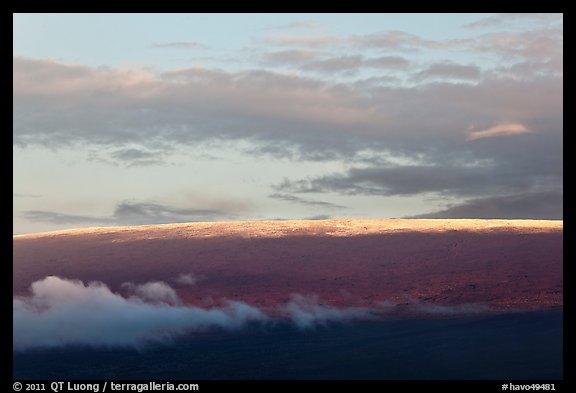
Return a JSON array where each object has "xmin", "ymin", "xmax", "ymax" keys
[
  {"xmin": 22, "ymin": 201, "xmax": 233, "ymax": 226},
  {"xmin": 409, "ymin": 191, "xmax": 563, "ymax": 220},
  {"xmin": 269, "ymin": 193, "xmax": 347, "ymax": 209}
]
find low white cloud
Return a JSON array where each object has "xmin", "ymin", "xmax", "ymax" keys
[
  {"xmin": 13, "ymin": 276, "xmax": 267, "ymax": 351},
  {"xmin": 122, "ymin": 281, "xmax": 180, "ymax": 305},
  {"xmin": 467, "ymin": 122, "xmax": 530, "ymax": 140},
  {"xmin": 13, "ymin": 276, "xmax": 493, "ymax": 351},
  {"xmin": 174, "ymin": 273, "xmax": 204, "ymax": 286},
  {"xmin": 281, "ymin": 294, "xmax": 375, "ymax": 329}
]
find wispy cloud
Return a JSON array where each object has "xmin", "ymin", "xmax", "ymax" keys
[
  {"xmin": 265, "ymin": 34, "xmax": 341, "ymax": 47},
  {"xmin": 269, "ymin": 192, "xmax": 346, "ymax": 209},
  {"xmin": 22, "ymin": 200, "xmax": 235, "ymax": 226},
  {"xmin": 351, "ymin": 30, "xmax": 446, "ymax": 51},
  {"xmin": 14, "ymin": 276, "xmax": 494, "ymax": 350},
  {"xmin": 409, "ymin": 191, "xmax": 563, "ymax": 220},
  {"xmin": 274, "ymin": 161, "xmax": 546, "ymax": 198},
  {"xmin": 414, "ymin": 62, "xmax": 481, "ymax": 81},
  {"xmin": 280, "ymin": 294, "xmax": 375, "ymax": 329},
  {"xmin": 264, "ymin": 52, "xmax": 411, "ymax": 74},
  {"xmin": 268, "ymin": 22, "xmax": 320, "ymax": 31},
  {"xmin": 467, "ymin": 123, "xmax": 530, "ymax": 141},
  {"xmin": 263, "ymin": 49, "xmax": 324, "ymax": 65},
  {"xmin": 464, "ymin": 13, "xmax": 562, "ymax": 29},
  {"xmin": 152, "ymin": 42, "xmax": 206, "ymax": 49},
  {"xmin": 109, "ymin": 148, "xmax": 166, "ymax": 167},
  {"xmin": 173, "ymin": 273, "xmax": 205, "ymax": 286}
]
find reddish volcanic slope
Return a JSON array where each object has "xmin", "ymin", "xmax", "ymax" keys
[{"xmin": 13, "ymin": 219, "xmax": 563, "ymax": 312}]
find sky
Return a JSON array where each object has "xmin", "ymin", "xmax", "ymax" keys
[{"xmin": 13, "ymin": 13, "xmax": 563, "ymax": 234}]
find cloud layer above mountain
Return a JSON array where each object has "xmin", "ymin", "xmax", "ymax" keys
[{"xmin": 13, "ymin": 14, "xmax": 563, "ymax": 231}]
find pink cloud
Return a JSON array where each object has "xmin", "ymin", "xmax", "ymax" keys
[{"xmin": 467, "ymin": 123, "xmax": 530, "ymax": 141}]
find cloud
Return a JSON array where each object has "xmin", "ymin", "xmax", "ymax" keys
[
  {"xmin": 109, "ymin": 148, "xmax": 165, "ymax": 167},
  {"xmin": 275, "ymin": 162, "xmax": 545, "ymax": 198},
  {"xmin": 22, "ymin": 200, "xmax": 234, "ymax": 226},
  {"xmin": 473, "ymin": 28, "xmax": 563, "ymax": 65},
  {"xmin": 122, "ymin": 282, "xmax": 181, "ymax": 305},
  {"xmin": 13, "ymin": 56, "xmax": 561, "ymax": 161},
  {"xmin": 269, "ymin": 193, "xmax": 347, "ymax": 209},
  {"xmin": 265, "ymin": 53, "xmax": 411, "ymax": 74},
  {"xmin": 113, "ymin": 201, "xmax": 224, "ymax": 225},
  {"xmin": 263, "ymin": 19, "xmax": 562, "ymax": 69},
  {"xmin": 174, "ymin": 273, "xmax": 205, "ymax": 286},
  {"xmin": 301, "ymin": 55, "xmax": 411, "ymax": 74},
  {"xmin": 304, "ymin": 214, "xmax": 332, "ymax": 220},
  {"xmin": 13, "ymin": 55, "xmax": 562, "ymax": 212},
  {"xmin": 364, "ymin": 56, "xmax": 411, "ymax": 69},
  {"xmin": 22, "ymin": 211, "xmax": 108, "ymax": 225},
  {"xmin": 13, "ymin": 57, "xmax": 388, "ymax": 156},
  {"xmin": 409, "ymin": 191, "xmax": 563, "ymax": 220},
  {"xmin": 414, "ymin": 63, "xmax": 481, "ymax": 81},
  {"xmin": 351, "ymin": 30, "xmax": 444, "ymax": 51},
  {"xmin": 281, "ymin": 294, "xmax": 375, "ymax": 329},
  {"xmin": 152, "ymin": 42, "xmax": 206, "ymax": 49},
  {"xmin": 265, "ymin": 34, "xmax": 341, "ymax": 47},
  {"xmin": 263, "ymin": 49, "xmax": 324, "ymax": 65},
  {"xmin": 467, "ymin": 122, "xmax": 530, "ymax": 140},
  {"xmin": 464, "ymin": 13, "xmax": 562, "ymax": 29},
  {"xmin": 301, "ymin": 55, "xmax": 363, "ymax": 74},
  {"xmin": 13, "ymin": 276, "xmax": 267, "ymax": 350},
  {"xmin": 269, "ymin": 22, "xmax": 320, "ymax": 31},
  {"xmin": 14, "ymin": 277, "xmax": 496, "ymax": 350}
]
